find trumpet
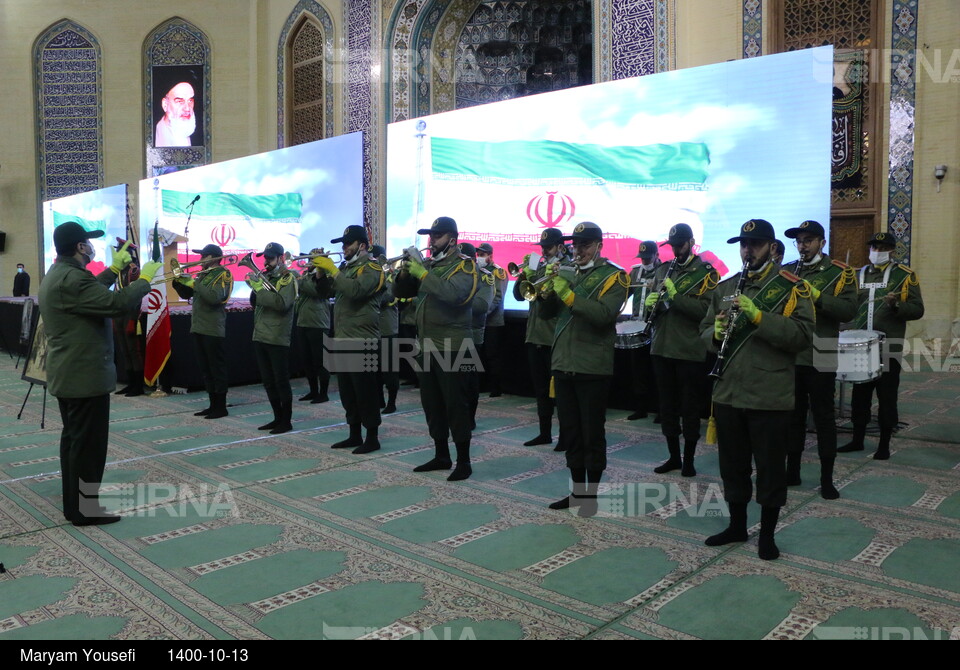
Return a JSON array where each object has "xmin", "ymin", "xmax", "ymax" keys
[
  {"xmin": 518, "ymin": 262, "xmax": 575, "ymax": 301},
  {"xmin": 508, "ymin": 251, "xmax": 542, "ymax": 278},
  {"xmin": 287, "ymin": 249, "xmax": 344, "ymax": 268},
  {"xmin": 385, "ymin": 246, "xmax": 429, "ymax": 270},
  {"xmin": 238, "ymin": 252, "xmax": 278, "ymax": 293},
  {"xmin": 708, "ymin": 260, "xmax": 751, "ymax": 379},
  {"xmin": 150, "ymin": 255, "xmax": 239, "ymax": 284}
]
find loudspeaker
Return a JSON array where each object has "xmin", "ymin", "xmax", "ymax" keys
[{"xmin": 0, "ymin": 231, "xmax": 6, "ymax": 253}]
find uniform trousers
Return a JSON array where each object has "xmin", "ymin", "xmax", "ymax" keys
[
  {"xmin": 298, "ymin": 326, "xmax": 330, "ymax": 394},
  {"xmin": 630, "ymin": 343, "xmax": 658, "ymax": 413},
  {"xmin": 482, "ymin": 325, "xmax": 504, "ymax": 393},
  {"xmin": 57, "ymin": 394, "xmax": 111, "ymax": 520},
  {"xmin": 418, "ymin": 352, "xmax": 473, "ymax": 444},
  {"xmin": 651, "ymin": 356, "xmax": 703, "ymax": 442},
  {"xmin": 338, "ymin": 370, "xmax": 382, "ymax": 429},
  {"xmin": 254, "ymin": 342, "xmax": 292, "ymax": 406},
  {"xmin": 788, "ymin": 365, "xmax": 837, "ymax": 458},
  {"xmin": 193, "ymin": 333, "xmax": 228, "ymax": 394},
  {"xmin": 850, "ymin": 358, "xmax": 902, "ymax": 430},
  {"xmin": 378, "ymin": 334, "xmax": 400, "ymax": 395},
  {"xmin": 527, "ymin": 343, "xmax": 554, "ymax": 418},
  {"xmin": 553, "ymin": 372, "xmax": 610, "ymax": 472},
  {"xmin": 714, "ymin": 402, "xmax": 789, "ymax": 507}
]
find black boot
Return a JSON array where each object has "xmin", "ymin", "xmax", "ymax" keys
[
  {"xmin": 654, "ymin": 436, "xmax": 682, "ymax": 474},
  {"xmin": 553, "ymin": 429, "xmax": 568, "ymax": 453},
  {"xmin": 524, "ymin": 414, "xmax": 553, "ymax": 447},
  {"xmin": 205, "ymin": 393, "xmax": 229, "ymax": 419},
  {"xmin": 414, "ymin": 441, "xmax": 452, "ymax": 472},
  {"xmin": 627, "ymin": 409, "xmax": 648, "ymax": 420},
  {"xmin": 380, "ymin": 392, "xmax": 387, "ymax": 409},
  {"xmin": 549, "ymin": 469, "xmax": 585, "ymax": 510},
  {"xmin": 124, "ymin": 371, "xmax": 144, "ymax": 397},
  {"xmin": 758, "ymin": 506, "xmax": 781, "ymax": 560},
  {"xmin": 681, "ymin": 441, "xmax": 697, "ymax": 477},
  {"xmin": 448, "ymin": 441, "xmax": 472, "ymax": 481},
  {"xmin": 270, "ymin": 400, "xmax": 293, "ymax": 434},
  {"xmin": 331, "ymin": 423, "xmax": 363, "ymax": 449},
  {"xmin": 353, "ymin": 426, "xmax": 381, "ymax": 454},
  {"xmin": 837, "ymin": 424, "xmax": 866, "ymax": 452},
  {"xmin": 383, "ymin": 388, "xmax": 398, "ymax": 414},
  {"xmin": 705, "ymin": 501, "xmax": 748, "ymax": 546},
  {"xmin": 786, "ymin": 452, "xmax": 802, "ymax": 486},
  {"xmin": 820, "ymin": 456, "xmax": 840, "ymax": 499},
  {"xmin": 194, "ymin": 392, "xmax": 213, "ymax": 416},
  {"xmin": 258, "ymin": 397, "xmax": 281, "ymax": 430},
  {"xmin": 873, "ymin": 428, "xmax": 892, "ymax": 460},
  {"xmin": 312, "ymin": 387, "xmax": 330, "ymax": 403},
  {"xmin": 299, "ymin": 381, "xmax": 319, "ymax": 402},
  {"xmin": 578, "ymin": 470, "xmax": 603, "ymax": 517}
]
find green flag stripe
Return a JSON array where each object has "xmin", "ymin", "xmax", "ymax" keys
[
  {"xmin": 162, "ymin": 190, "xmax": 303, "ymax": 219},
  {"xmin": 431, "ymin": 137, "xmax": 710, "ymax": 185},
  {"xmin": 52, "ymin": 211, "xmax": 107, "ymax": 233}
]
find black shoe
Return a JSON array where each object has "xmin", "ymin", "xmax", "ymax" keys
[
  {"xmin": 705, "ymin": 527, "xmax": 748, "ymax": 546},
  {"xmin": 489, "ymin": 391, "xmax": 502, "ymax": 398},
  {"xmin": 654, "ymin": 457, "xmax": 682, "ymax": 474},
  {"xmin": 837, "ymin": 441, "xmax": 865, "ymax": 453},
  {"xmin": 71, "ymin": 514, "xmax": 122, "ymax": 527},
  {"xmin": 352, "ymin": 438, "xmax": 381, "ymax": 455},
  {"xmin": 872, "ymin": 449, "xmax": 890, "ymax": 461},
  {"xmin": 627, "ymin": 411, "xmax": 648, "ymax": 421},
  {"xmin": 124, "ymin": 386, "xmax": 144, "ymax": 397},
  {"xmin": 311, "ymin": 393, "xmax": 329, "ymax": 404},
  {"xmin": 382, "ymin": 403, "xmax": 397, "ymax": 414},
  {"xmin": 523, "ymin": 434, "xmax": 552, "ymax": 447},
  {"xmin": 413, "ymin": 458, "xmax": 452, "ymax": 472},
  {"xmin": 299, "ymin": 392, "xmax": 318, "ymax": 402},
  {"xmin": 331, "ymin": 435, "xmax": 363, "ymax": 449},
  {"xmin": 681, "ymin": 460, "xmax": 697, "ymax": 477},
  {"xmin": 577, "ymin": 497, "xmax": 598, "ymax": 517},
  {"xmin": 114, "ymin": 386, "xmax": 132, "ymax": 395},
  {"xmin": 820, "ymin": 480, "xmax": 840, "ymax": 500},
  {"xmin": 758, "ymin": 535, "xmax": 780, "ymax": 560},
  {"xmin": 548, "ymin": 495, "xmax": 582, "ymax": 510},
  {"xmin": 447, "ymin": 463, "xmax": 472, "ymax": 481},
  {"xmin": 653, "ymin": 414, "xmax": 662, "ymax": 424},
  {"xmin": 553, "ymin": 442, "xmax": 567, "ymax": 452},
  {"xmin": 194, "ymin": 407, "xmax": 211, "ymax": 417},
  {"xmin": 205, "ymin": 407, "xmax": 228, "ymax": 419},
  {"xmin": 257, "ymin": 420, "xmax": 278, "ymax": 431},
  {"xmin": 269, "ymin": 422, "xmax": 292, "ymax": 434}
]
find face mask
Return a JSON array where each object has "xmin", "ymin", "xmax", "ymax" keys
[
  {"xmin": 869, "ymin": 250, "xmax": 890, "ymax": 266},
  {"xmin": 641, "ymin": 261, "xmax": 654, "ymax": 271},
  {"xmin": 803, "ymin": 253, "xmax": 822, "ymax": 266},
  {"xmin": 17, "ymin": 268, "xmax": 24, "ymax": 273},
  {"xmin": 476, "ymin": 257, "xmax": 488, "ymax": 268},
  {"xmin": 79, "ymin": 242, "xmax": 95, "ymax": 265}
]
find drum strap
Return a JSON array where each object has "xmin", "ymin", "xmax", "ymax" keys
[{"xmin": 858, "ymin": 264, "xmax": 892, "ymax": 331}]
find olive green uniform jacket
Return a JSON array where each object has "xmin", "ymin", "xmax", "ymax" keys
[
  {"xmin": 296, "ymin": 270, "xmax": 332, "ymax": 330},
  {"xmin": 648, "ymin": 255, "xmax": 718, "ymax": 362},
  {"xmin": 39, "ymin": 257, "xmax": 152, "ymax": 398},
  {"xmin": 191, "ymin": 264, "xmax": 233, "ymax": 337},
  {"xmin": 700, "ymin": 263, "xmax": 815, "ymax": 411},
  {"xmin": 319, "ymin": 252, "xmax": 384, "ymax": 340},
  {"xmin": 252, "ymin": 265, "xmax": 297, "ymax": 347},
  {"xmin": 394, "ymin": 251, "xmax": 478, "ymax": 352},
  {"xmin": 854, "ymin": 262, "xmax": 924, "ymax": 359}
]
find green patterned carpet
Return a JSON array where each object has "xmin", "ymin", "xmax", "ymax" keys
[{"xmin": 2, "ymin": 363, "xmax": 959, "ymax": 640}]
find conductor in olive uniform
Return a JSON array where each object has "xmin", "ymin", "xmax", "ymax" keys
[
  {"xmin": 39, "ymin": 221, "xmax": 161, "ymax": 525},
  {"xmin": 173, "ymin": 243, "xmax": 234, "ymax": 419},
  {"xmin": 644, "ymin": 224, "xmax": 718, "ymax": 476},
  {"xmin": 314, "ymin": 225, "xmax": 385, "ymax": 454},
  {"xmin": 838, "ymin": 231, "xmax": 924, "ymax": 460},
  {"xmin": 782, "ymin": 221, "xmax": 858, "ymax": 498},
  {"xmin": 541, "ymin": 222, "xmax": 630, "ymax": 517},
  {"xmin": 250, "ymin": 242, "xmax": 297, "ymax": 434},
  {"xmin": 394, "ymin": 216, "xmax": 479, "ymax": 481},
  {"xmin": 700, "ymin": 218, "xmax": 814, "ymax": 560}
]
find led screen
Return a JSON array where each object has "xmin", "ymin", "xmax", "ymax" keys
[
  {"xmin": 41, "ymin": 184, "xmax": 130, "ymax": 276},
  {"xmin": 387, "ymin": 47, "xmax": 834, "ymax": 310},
  {"xmin": 139, "ymin": 132, "xmax": 364, "ymax": 298}
]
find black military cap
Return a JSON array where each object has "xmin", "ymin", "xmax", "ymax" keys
[
  {"xmin": 784, "ymin": 220, "xmax": 825, "ymax": 239},
  {"xmin": 727, "ymin": 218, "xmax": 775, "ymax": 243},
  {"xmin": 458, "ymin": 242, "xmax": 477, "ymax": 259},
  {"xmin": 636, "ymin": 240, "xmax": 659, "ymax": 259},
  {"xmin": 331, "ymin": 225, "xmax": 368, "ymax": 245},
  {"xmin": 563, "ymin": 221, "xmax": 603, "ymax": 242},
  {"xmin": 867, "ymin": 231, "xmax": 897, "ymax": 249},
  {"xmin": 660, "ymin": 223, "xmax": 694, "ymax": 246},
  {"xmin": 477, "ymin": 242, "xmax": 494, "ymax": 255},
  {"xmin": 257, "ymin": 242, "xmax": 285, "ymax": 258},
  {"xmin": 537, "ymin": 228, "xmax": 565, "ymax": 247},
  {"xmin": 417, "ymin": 216, "xmax": 458, "ymax": 236},
  {"xmin": 191, "ymin": 244, "xmax": 223, "ymax": 257},
  {"xmin": 54, "ymin": 221, "xmax": 104, "ymax": 252}
]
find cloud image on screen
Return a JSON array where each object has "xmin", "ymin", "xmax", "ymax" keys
[{"xmin": 42, "ymin": 184, "xmax": 130, "ymax": 278}]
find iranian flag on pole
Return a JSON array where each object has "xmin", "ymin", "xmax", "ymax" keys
[
  {"xmin": 426, "ymin": 137, "xmax": 718, "ymax": 273},
  {"xmin": 144, "ymin": 221, "xmax": 171, "ymax": 387}
]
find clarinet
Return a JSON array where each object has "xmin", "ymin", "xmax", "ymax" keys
[
  {"xmin": 708, "ymin": 260, "xmax": 751, "ymax": 380},
  {"xmin": 640, "ymin": 257, "xmax": 678, "ymax": 339}
]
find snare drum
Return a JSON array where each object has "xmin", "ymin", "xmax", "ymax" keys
[
  {"xmin": 615, "ymin": 320, "xmax": 649, "ymax": 350},
  {"xmin": 837, "ymin": 329, "xmax": 884, "ymax": 383}
]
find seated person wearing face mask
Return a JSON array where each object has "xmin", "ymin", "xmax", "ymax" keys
[{"xmin": 838, "ymin": 232, "xmax": 924, "ymax": 461}]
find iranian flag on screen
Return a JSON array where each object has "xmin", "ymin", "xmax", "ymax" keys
[{"xmin": 426, "ymin": 137, "xmax": 722, "ymax": 274}]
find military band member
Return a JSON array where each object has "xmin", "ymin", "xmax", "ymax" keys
[
  {"xmin": 626, "ymin": 240, "xmax": 661, "ymax": 421},
  {"xmin": 173, "ymin": 243, "xmax": 234, "ymax": 419},
  {"xmin": 838, "ymin": 232, "xmax": 924, "ymax": 460},
  {"xmin": 460, "ymin": 242, "xmax": 496, "ymax": 429},
  {"xmin": 40, "ymin": 222, "xmax": 160, "ymax": 525},
  {"xmin": 314, "ymin": 226, "xmax": 384, "ymax": 454},
  {"xmin": 783, "ymin": 221, "xmax": 858, "ymax": 498},
  {"xmin": 515, "ymin": 227, "xmax": 570, "ymax": 447},
  {"xmin": 250, "ymin": 242, "xmax": 297, "ymax": 434},
  {"xmin": 541, "ymin": 222, "xmax": 630, "ymax": 517},
  {"xmin": 112, "ymin": 240, "xmax": 145, "ymax": 397},
  {"xmin": 644, "ymin": 224, "xmax": 718, "ymax": 476},
  {"xmin": 476, "ymin": 242, "xmax": 506, "ymax": 397},
  {"xmin": 394, "ymin": 216, "xmax": 479, "ymax": 481},
  {"xmin": 296, "ymin": 248, "xmax": 332, "ymax": 404},
  {"xmin": 371, "ymin": 244, "xmax": 400, "ymax": 414},
  {"xmin": 700, "ymin": 218, "xmax": 814, "ymax": 560},
  {"xmin": 772, "ymin": 239, "xmax": 786, "ymax": 265}
]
